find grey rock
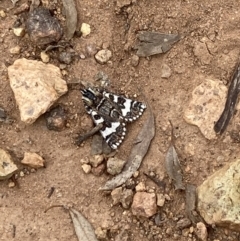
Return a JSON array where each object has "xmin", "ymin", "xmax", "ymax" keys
[
  {"xmin": 197, "ymin": 159, "xmax": 240, "ymax": 230},
  {"xmin": 184, "ymin": 79, "xmax": 227, "ymax": 139},
  {"xmin": 0, "ymin": 148, "xmax": 18, "ymax": 180},
  {"xmin": 107, "ymin": 157, "xmax": 126, "ymax": 175},
  {"xmin": 131, "ymin": 192, "xmax": 157, "ymax": 218},
  {"xmin": 176, "ymin": 218, "xmax": 192, "ymax": 229},
  {"xmin": 8, "ymin": 58, "xmax": 68, "ymax": 124},
  {"xmin": 95, "ymin": 49, "xmax": 112, "ymax": 64}
]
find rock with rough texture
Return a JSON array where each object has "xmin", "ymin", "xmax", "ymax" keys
[
  {"xmin": 111, "ymin": 187, "xmax": 133, "ymax": 209},
  {"xmin": 89, "ymin": 154, "xmax": 104, "ymax": 167},
  {"xmin": 81, "ymin": 164, "xmax": 91, "ymax": 174},
  {"xmin": 195, "ymin": 222, "xmax": 208, "ymax": 241},
  {"xmin": 0, "ymin": 148, "xmax": 18, "ymax": 180},
  {"xmin": 183, "ymin": 79, "xmax": 227, "ymax": 139},
  {"xmin": 107, "ymin": 157, "xmax": 126, "ymax": 175},
  {"xmin": 193, "ymin": 41, "xmax": 212, "ymax": 65},
  {"xmin": 95, "ymin": 49, "xmax": 112, "ymax": 64},
  {"xmin": 131, "ymin": 192, "xmax": 157, "ymax": 218},
  {"xmin": 161, "ymin": 63, "xmax": 172, "ymax": 78},
  {"xmin": 197, "ymin": 159, "xmax": 240, "ymax": 230},
  {"xmin": 21, "ymin": 152, "xmax": 45, "ymax": 168},
  {"xmin": 8, "ymin": 58, "xmax": 68, "ymax": 124},
  {"xmin": 80, "ymin": 23, "xmax": 91, "ymax": 37},
  {"xmin": 156, "ymin": 193, "xmax": 165, "ymax": 207}
]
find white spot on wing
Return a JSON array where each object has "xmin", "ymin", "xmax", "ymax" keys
[
  {"xmin": 121, "ymin": 98, "xmax": 132, "ymax": 116},
  {"xmin": 100, "ymin": 122, "xmax": 121, "ymax": 138},
  {"xmin": 91, "ymin": 111, "xmax": 104, "ymax": 125}
]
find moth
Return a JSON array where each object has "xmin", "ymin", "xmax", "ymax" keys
[{"xmin": 81, "ymin": 87, "xmax": 146, "ymax": 149}]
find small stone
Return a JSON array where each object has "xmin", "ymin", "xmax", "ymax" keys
[
  {"xmin": 166, "ymin": 227, "xmax": 172, "ymax": 235},
  {"xmin": 80, "ymin": 23, "xmax": 91, "ymax": 37},
  {"xmin": 195, "ymin": 222, "xmax": 207, "ymax": 241},
  {"xmin": 91, "ymin": 163, "xmax": 105, "ymax": 176},
  {"xmin": 176, "ymin": 218, "xmax": 192, "ymax": 229},
  {"xmin": 182, "ymin": 228, "xmax": 189, "ymax": 237},
  {"xmin": 95, "ymin": 227, "xmax": 107, "ymax": 240},
  {"xmin": 131, "ymin": 192, "xmax": 157, "ymax": 218},
  {"xmin": 184, "ymin": 79, "xmax": 227, "ymax": 140},
  {"xmin": 111, "ymin": 186, "xmax": 123, "ymax": 205},
  {"xmin": 0, "ymin": 107, "xmax": 6, "ymax": 119},
  {"xmin": 40, "ymin": 51, "xmax": 50, "ymax": 63},
  {"xmin": 133, "ymin": 171, "xmax": 139, "ymax": 178},
  {"xmin": 135, "ymin": 182, "xmax": 146, "ymax": 192},
  {"xmin": 45, "ymin": 105, "xmax": 66, "ymax": 131},
  {"xmin": 10, "ymin": 46, "xmax": 21, "ymax": 55},
  {"xmin": 0, "ymin": 148, "xmax": 18, "ymax": 180},
  {"xmin": 0, "ymin": 10, "xmax": 6, "ymax": 18},
  {"xmin": 21, "ymin": 152, "xmax": 45, "ymax": 168},
  {"xmin": 26, "ymin": 7, "xmax": 62, "ymax": 45},
  {"xmin": 164, "ymin": 194, "xmax": 171, "ymax": 201},
  {"xmin": 95, "ymin": 49, "xmax": 112, "ymax": 64},
  {"xmin": 81, "ymin": 164, "xmax": 91, "ymax": 174},
  {"xmin": 89, "ymin": 154, "xmax": 104, "ymax": 167},
  {"xmin": 20, "ymin": 171, "xmax": 24, "ymax": 177},
  {"xmin": 131, "ymin": 54, "xmax": 139, "ymax": 67},
  {"xmin": 161, "ymin": 63, "xmax": 172, "ymax": 78},
  {"xmin": 8, "ymin": 181, "xmax": 15, "ymax": 188},
  {"xmin": 8, "ymin": 58, "xmax": 68, "ymax": 124},
  {"xmin": 156, "ymin": 193, "xmax": 165, "ymax": 207},
  {"xmin": 193, "ymin": 41, "xmax": 212, "ymax": 65},
  {"xmin": 121, "ymin": 189, "xmax": 133, "ymax": 209},
  {"xmin": 13, "ymin": 27, "xmax": 25, "ymax": 37},
  {"xmin": 107, "ymin": 157, "xmax": 126, "ymax": 175},
  {"xmin": 59, "ymin": 52, "xmax": 72, "ymax": 64}
]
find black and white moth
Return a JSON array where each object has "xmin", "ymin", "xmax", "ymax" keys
[{"xmin": 81, "ymin": 87, "xmax": 146, "ymax": 149}]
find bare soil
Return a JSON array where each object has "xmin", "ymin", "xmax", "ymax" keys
[{"xmin": 1, "ymin": 0, "xmax": 240, "ymax": 240}]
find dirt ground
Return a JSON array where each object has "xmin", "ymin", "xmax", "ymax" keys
[{"xmin": 1, "ymin": 0, "xmax": 240, "ymax": 240}]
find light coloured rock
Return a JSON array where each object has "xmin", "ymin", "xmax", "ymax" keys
[
  {"xmin": 95, "ymin": 227, "xmax": 107, "ymax": 240},
  {"xmin": 131, "ymin": 54, "xmax": 139, "ymax": 67},
  {"xmin": 135, "ymin": 181, "xmax": 146, "ymax": 192},
  {"xmin": 89, "ymin": 154, "xmax": 104, "ymax": 167},
  {"xmin": 183, "ymin": 79, "xmax": 227, "ymax": 139},
  {"xmin": 161, "ymin": 63, "xmax": 172, "ymax": 78},
  {"xmin": 95, "ymin": 49, "xmax": 112, "ymax": 64},
  {"xmin": 10, "ymin": 46, "xmax": 21, "ymax": 54},
  {"xmin": 8, "ymin": 58, "xmax": 68, "ymax": 124},
  {"xmin": 40, "ymin": 51, "xmax": 50, "ymax": 63},
  {"xmin": 156, "ymin": 193, "xmax": 165, "ymax": 207},
  {"xmin": 13, "ymin": 27, "xmax": 25, "ymax": 37},
  {"xmin": 111, "ymin": 187, "xmax": 123, "ymax": 205},
  {"xmin": 80, "ymin": 23, "xmax": 91, "ymax": 37},
  {"xmin": 0, "ymin": 148, "xmax": 18, "ymax": 180},
  {"xmin": 21, "ymin": 152, "xmax": 45, "ymax": 168},
  {"xmin": 107, "ymin": 157, "xmax": 126, "ymax": 175},
  {"xmin": 197, "ymin": 159, "xmax": 240, "ymax": 230},
  {"xmin": 131, "ymin": 192, "xmax": 157, "ymax": 218},
  {"xmin": 195, "ymin": 222, "xmax": 208, "ymax": 241},
  {"xmin": 0, "ymin": 10, "xmax": 6, "ymax": 18},
  {"xmin": 81, "ymin": 164, "xmax": 91, "ymax": 174},
  {"xmin": 121, "ymin": 189, "xmax": 133, "ymax": 209}
]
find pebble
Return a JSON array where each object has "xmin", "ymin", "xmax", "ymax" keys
[
  {"xmin": 59, "ymin": 52, "xmax": 72, "ymax": 64},
  {"xmin": 0, "ymin": 10, "xmax": 6, "ymax": 18},
  {"xmin": 8, "ymin": 181, "xmax": 15, "ymax": 188},
  {"xmin": 89, "ymin": 154, "xmax": 104, "ymax": 167},
  {"xmin": 21, "ymin": 152, "xmax": 45, "ymax": 169},
  {"xmin": 121, "ymin": 189, "xmax": 133, "ymax": 209},
  {"xmin": 40, "ymin": 51, "xmax": 50, "ymax": 63},
  {"xmin": 107, "ymin": 157, "xmax": 126, "ymax": 175},
  {"xmin": 10, "ymin": 46, "xmax": 21, "ymax": 55},
  {"xmin": 95, "ymin": 227, "xmax": 107, "ymax": 239},
  {"xmin": 95, "ymin": 49, "xmax": 112, "ymax": 64},
  {"xmin": 135, "ymin": 182, "xmax": 146, "ymax": 192},
  {"xmin": 80, "ymin": 23, "xmax": 91, "ymax": 37},
  {"xmin": 0, "ymin": 148, "xmax": 18, "ymax": 180},
  {"xmin": 195, "ymin": 222, "xmax": 207, "ymax": 241},
  {"xmin": 161, "ymin": 63, "xmax": 172, "ymax": 78},
  {"xmin": 131, "ymin": 54, "xmax": 140, "ymax": 67},
  {"xmin": 131, "ymin": 192, "xmax": 157, "ymax": 218},
  {"xmin": 8, "ymin": 58, "xmax": 68, "ymax": 124},
  {"xmin": 156, "ymin": 193, "xmax": 165, "ymax": 207},
  {"xmin": 111, "ymin": 187, "xmax": 123, "ymax": 205},
  {"xmin": 176, "ymin": 218, "xmax": 192, "ymax": 229},
  {"xmin": 193, "ymin": 41, "xmax": 212, "ymax": 65},
  {"xmin": 13, "ymin": 27, "xmax": 25, "ymax": 37},
  {"xmin": 81, "ymin": 164, "xmax": 91, "ymax": 174},
  {"xmin": 20, "ymin": 171, "xmax": 25, "ymax": 177},
  {"xmin": 91, "ymin": 163, "xmax": 105, "ymax": 176}
]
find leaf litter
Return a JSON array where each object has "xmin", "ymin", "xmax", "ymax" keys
[
  {"xmin": 45, "ymin": 205, "xmax": 99, "ymax": 241},
  {"xmin": 165, "ymin": 121, "xmax": 185, "ymax": 190},
  {"xmin": 100, "ymin": 101, "xmax": 155, "ymax": 191}
]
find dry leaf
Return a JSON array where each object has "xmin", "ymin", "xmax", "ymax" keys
[
  {"xmin": 100, "ymin": 103, "xmax": 155, "ymax": 191},
  {"xmin": 62, "ymin": 0, "xmax": 78, "ymax": 40},
  {"xmin": 165, "ymin": 144, "xmax": 185, "ymax": 190},
  {"xmin": 69, "ymin": 208, "xmax": 99, "ymax": 241},
  {"xmin": 135, "ymin": 31, "xmax": 180, "ymax": 57}
]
